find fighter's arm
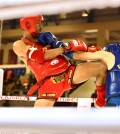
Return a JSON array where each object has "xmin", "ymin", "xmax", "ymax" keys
[
  {"xmin": 13, "ymin": 40, "xmax": 65, "ymax": 63},
  {"xmin": 44, "ymin": 47, "xmax": 64, "ymax": 60},
  {"xmin": 73, "ymin": 51, "xmax": 102, "ymax": 61},
  {"xmin": 13, "ymin": 40, "xmax": 29, "ymax": 65},
  {"xmin": 38, "ymin": 32, "xmax": 87, "ymax": 55},
  {"xmin": 73, "ymin": 50, "xmax": 115, "ymax": 70}
]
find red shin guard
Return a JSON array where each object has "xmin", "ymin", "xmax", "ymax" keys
[{"xmin": 95, "ymin": 84, "xmax": 106, "ymax": 107}]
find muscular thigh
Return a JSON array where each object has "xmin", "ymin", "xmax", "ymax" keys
[{"xmin": 72, "ymin": 61, "xmax": 105, "ymax": 84}]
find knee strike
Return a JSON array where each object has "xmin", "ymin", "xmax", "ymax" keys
[{"xmin": 98, "ymin": 61, "xmax": 107, "ymax": 77}]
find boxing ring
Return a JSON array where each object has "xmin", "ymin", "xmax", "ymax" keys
[
  {"xmin": 1, "ymin": 0, "xmax": 120, "ymax": 133},
  {"xmin": 0, "ymin": 95, "xmax": 120, "ymax": 134},
  {"xmin": 0, "ymin": 93, "xmax": 119, "ymax": 133}
]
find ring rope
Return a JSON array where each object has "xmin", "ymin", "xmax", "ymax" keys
[
  {"xmin": 0, "ymin": 95, "xmax": 94, "ymax": 102},
  {"xmin": 0, "ymin": 0, "xmax": 120, "ymax": 20},
  {"xmin": 0, "ymin": 95, "xmax": 96, "ymax": 108}
]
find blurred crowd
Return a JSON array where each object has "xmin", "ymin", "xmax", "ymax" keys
[{"xmin": 2, "ymin": 68, "xmax": 36, "ymax": 96}]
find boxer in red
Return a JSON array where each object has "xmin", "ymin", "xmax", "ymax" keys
[{"xmin": 13, "ymin": 15, "xmax": 107, "ymax": 107}]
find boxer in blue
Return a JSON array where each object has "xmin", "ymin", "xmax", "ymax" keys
[
  {"xmin": 103, "ymin": 43, "xmax": 120, "ymax": 106},
  {"xmin": 82, "ymin": 43, "xmax": 120, "ymax": 107}
]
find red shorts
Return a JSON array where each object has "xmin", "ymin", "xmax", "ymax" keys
[
  {"xmin": 27, "ymin": 65, "xmax": 75, "ymax": 99},
  {"xmin": 37, "ymin": 65, "xmax": 76, "ymax": 99}
]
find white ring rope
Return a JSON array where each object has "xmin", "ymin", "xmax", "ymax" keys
[
  {"xmin": 0, "ymin": 0, "xmax": 120, "ymax": 20},
  {"xmin": 0, "ymin": 107, "xmax": 120, "ymax": 134},
  {"xmin": 0, "ymin": 95, "xmax": 95, "ymax": 108},
  {"xmin": 0, "ymin": 95, "xmax": 94, "ymax": 102}
]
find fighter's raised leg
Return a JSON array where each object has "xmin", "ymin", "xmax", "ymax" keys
[{"xmin": 72, "ymin": 61, "xmax": 107, "ymax": 107}]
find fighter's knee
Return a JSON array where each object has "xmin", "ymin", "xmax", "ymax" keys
[
  {"xmin": 99, "ymin": 61, "xmax": 107, "ymax": 72},
  {"xmin": 98, "ymin": 62, "xmax": 107, "ymax": 77}
]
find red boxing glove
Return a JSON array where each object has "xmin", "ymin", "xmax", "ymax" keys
[
  {"xmin": 87, "ymin": 45, "xmax": 102, "ymax": 52},
  {"xmin": 64, "ymin": 39, "xmax": 87, "ymax": 52}
]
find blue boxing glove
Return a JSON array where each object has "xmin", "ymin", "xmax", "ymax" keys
[
  {"xmin": 38, "ymin": 31, "xmax": 64, "ymax": 47},
  {"xmin": 38, "ymin": 31, "xmax": 56, "ymax": 46},
  {"xmin": 38, "ymin": 31, "xmax": 74, "ymax": 58}
]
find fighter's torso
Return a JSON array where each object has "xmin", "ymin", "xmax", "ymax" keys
[
  {"xmin": 23, "ymin": 38, "xmax": 69, "ymax": 81},
  {"xmin": 106, "ymin": 51, "xmax": 120, "ymax": 98}
]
